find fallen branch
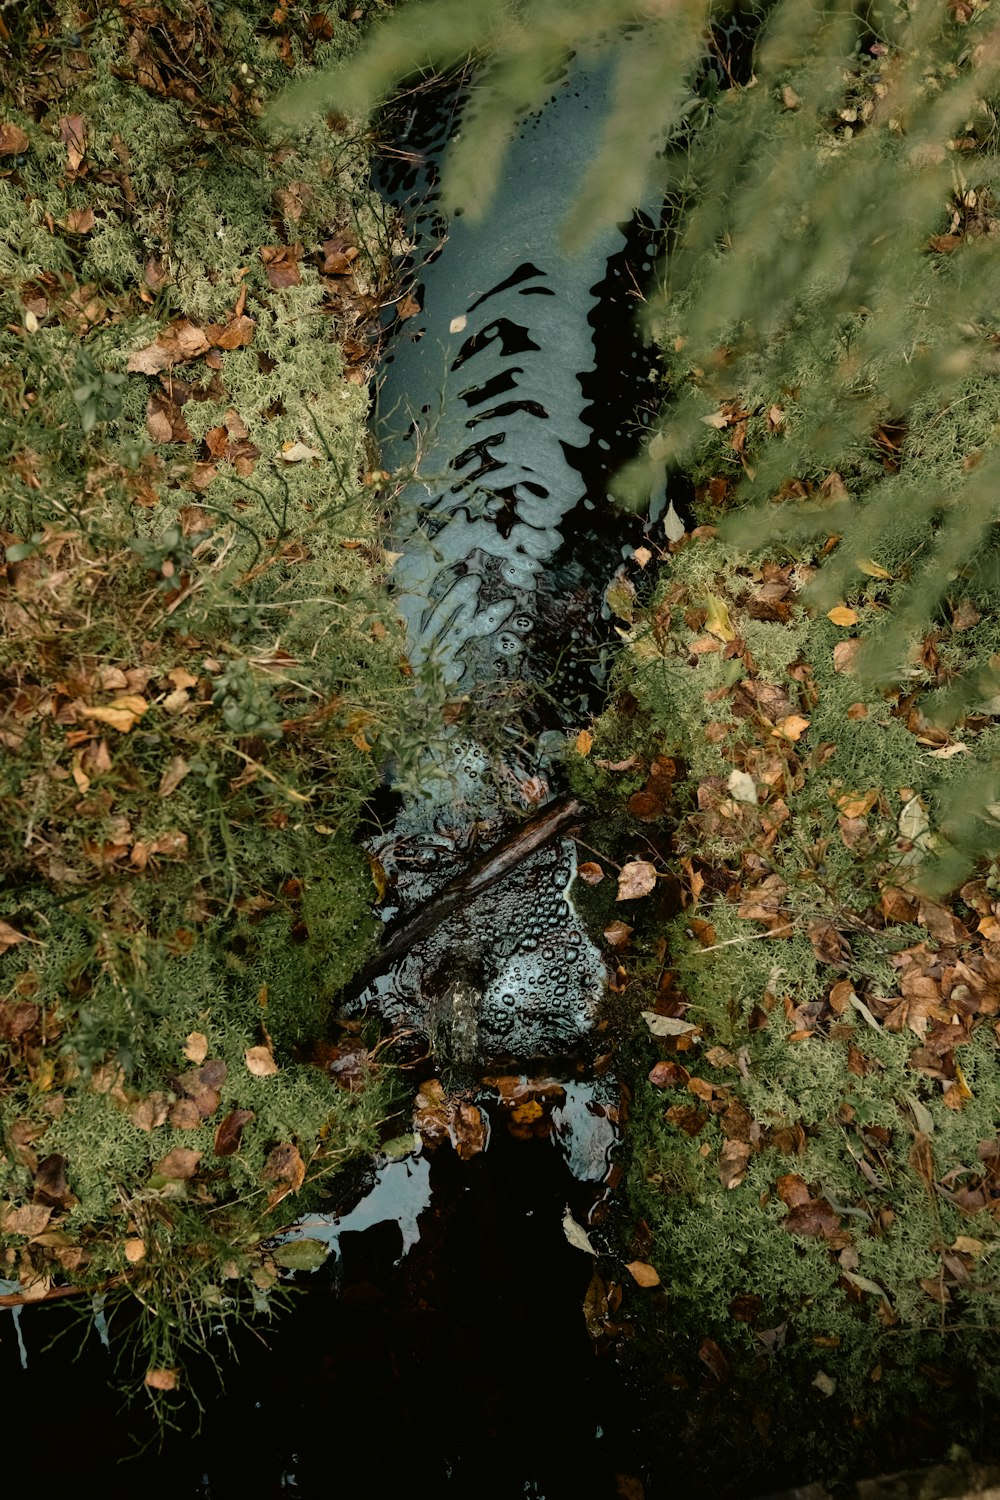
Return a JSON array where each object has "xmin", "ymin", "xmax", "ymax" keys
[{"xmin": 340, "ymin": 794, "xmax": 587, "ymax": 1004}]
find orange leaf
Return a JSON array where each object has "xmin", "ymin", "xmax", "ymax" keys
[
  {"xmin": 625, "ymin": 1260, "xmax": 661, "ymax": 1288},
  {"xmin": 575, "ymin": 729, "xmax": 593, "ymax": 756},
  {"xmin": 772, "ymin": 714, "xmax": 810, "ymax": 742}
]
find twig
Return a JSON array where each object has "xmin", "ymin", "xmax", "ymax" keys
[{"xmin": 339, "ymin": 794, "xmax": 587, "ymax": 1004}]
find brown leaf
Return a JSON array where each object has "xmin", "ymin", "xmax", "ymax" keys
[
  {"xmin": 698, "ymin": 1337, "xmax": 730, "ymax": 1383},
  {"xmin": 260, "ymin": 243, "xmax": 303, "ymax": 289},
  {"xmin": 153, "ymin": 1147, "xmax": 201, "ymax": 1180},
  {"xmin": 205, "ymin": 315, "xmax": 256, "ymax": 350},
  {"xmin": 398, "ymin": 293, "xmax": 421, "ymax": 319},
  {"xmin": 33, "ymin": 1154, "xmax": 75, "ymax": 1209},
  {"xmin": 772, "ymin": 714, "xmax": 810, "ymax": 742},
  {"xmin": 0, "ymin": 1000, "xmax": 40, "ymax": 1039},
  {"xmin": 65, "ymin": 206, "xmax": 96, "ymax": 234},
  {"xmin": 262, "ymin": 1142, "xmax": 306, "ymax": 1206},
  {"xmin": 58, "ymin": 114, "xmax": 86, "ymax": 172},
  {"xmin": 628, "ymin": 791, "xmax": 665, "ymax": 822},
  {"xmin": 0, "ymin": 920, "xmax": 29, "ymax": 955},
  {"xmin": 450, "ymin": 1101, "xmax": 488, "ymax": 1160},
  {"xmin": 577, "ymin": 860, "xmax": 604, "ymax": 886},
  {"xmin": 602, "ymin": 919, "xmax": 633, "ymax": 949},
  {"xmin": 168, "ymin": 1098, "xmax": 202, "ymax": 1129},
  {"xmin": 0, "ymin": 122, "xmax": 30, "ymax": 156},
  {"xmin": 146, "ymin": 392, "xmax": 191, "ymax": 444},
  {"xmin": 144, "ymin": 1368, "xmax": 179, "ymax": 1392},
  {"xmin": 909, "ymin": 1131, "xmax": 936, "ymax": 1190},
  {"xmin": 719, "ymin": 1139, "xmax": 751, "ymax": 1190},
  {"xmin": 776, "ymin": 1173, "xmax": 811, "ymax": 1208},
  {"xmin": 214, "ymin": 1108, "xmax": 254, "ymax": 1157},
  {"xmin": 156, "ymin": 753, "xmax": 191, "ymax": 796},
  {"xmin": 245, "ymin": 1044, "xmax": 278, "ymax": 1077},
  {"xmin": 625, "ymin": 1260, "xmax": 661, "ymax": 1288},
  {"xmin": 648, "ymin": 1060, "xmax": 689, "ymax": 1090},
  {"xmin": 616, "ymin": 860, "xmax": 657, "ymax": 902},
  {"xmin": 808, "ymin": 919, "xmax": 853, "ymax": 966},
  {"xmin": 783, "ymin": 1198, "xmax": 842, "ymax": 1238},
  {"xmin": 128, "ymin": 319, "xmax": 210, "ymax": 374},
  {"xmin": 833, "ymin": 638, "xmax": 862, "ymax": 674},
  {"xmin": 0, "ymin": 1202, "xmax": 51, "ymax": 1235},
  {"xmin": 127, "ymin": 1093, "xmax": 169, "ymax": 1131}
]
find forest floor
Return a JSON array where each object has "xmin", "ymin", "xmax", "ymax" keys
[{"xmin": 0, "ymin": 0, "xmax": 422, "ymax": 1404}]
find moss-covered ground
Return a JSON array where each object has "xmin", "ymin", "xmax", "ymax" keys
[
  {"xmin": 564, "ymin": 9, "xmax": 1000, "ymax": 1493},
  {"xmin": 0, "ymin": 0, "xmax": 423, "ymax": 1406}
]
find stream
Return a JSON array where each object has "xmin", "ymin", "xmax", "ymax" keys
[{"xmin": 2, "ymin": 43, "xmax": 663, "ymax": 1498}]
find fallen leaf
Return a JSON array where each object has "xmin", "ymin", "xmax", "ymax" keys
[
  {"xmin": 856, "ymin": 557, "xmax": 892, "ymax": 580},
  {"xmin": 58, "ymin": 114, "xmax": 87, "ymax": 172},
  {"xmin": 926, "ymin": 743, "xmax": 968, "ymax": 759},
  {"xmin": 245, "ymin": 1044, "xmax": 279, "ymax": 1077},
  {"xmin": 833, "ymin": 638, "xmax": 862, "ymax": 674},
  {"xmin": 124, "ymin": 1238, "xmax": 146, "ymax": 1263},
  {"xmin": 578, "ymin": 861, "xmax": 605, "ymax": 886},
  {"xmin": 144, "ymin": 1368, "xmax": 179, "ymax": 1392},
  {"xmin": 65, "ymin": 206, "xmax": 95, "ymax": 234},
  {"xmin": 641, "ymin": 1012, "xmax": 699, "ymax": 1038},
  {"xmin": 0, "ymin": 122, "xmax": 30, "ymax": 156},
  {"xmin": 827, "ymin": 605, "xmax": 859, "ymax": 626},
  {"xmin": 153, "ymin": 1148, "xmax": 201, "ymax": 1180},
  {"xmin": 0, "ymin": 921, "xmax": 29, "ymax": 955},
  {"xmin": 0, "ymin": 1203, "xmax": 51, "ymax": 1235},
  {"xmin": 562, "ymin": 1207, "xmax": 597, "ymax": 1255},
  {"xmin": 602, "ymin": 919, "xmax": 633, "ymax": 949},
  {"xmin": 262, "ymin": 1142, "xmax": 306, "ymax": 1207},
  {"xmin": 33, "ymin": 1154, "xmax": 74, "ymax": 1209},
  {"xmin": 575, "ymin": 728, "xmax": 593, "ymax": 756},
  {"xmin": 705, "ymin": 593, "xmax": 736, "ymax": 642},
  {"xmin": 772, "ymin": 714, "xmax": 810, "ymax": 742},
  {"xmin": 719, "ymin": 1139, "xmax": 751, "ymax": 1190},
  {"xmin": 260, "ymin": 243, "xmax": 303, "ymax": 289},
  {"xmin": 616, "ymin": 860, "xmax": 657, "ymax": 901},
  {"xmin": 280, "ymin": 440, "xmax": 323, "ymax": 463},
  {"xmin": 398, "ymin": 294, "xmax": 421, "ymax": 319},
  {"xmin": 81, "ymin": 696, "xmax": 149, "ymax": 733},
  {"xmin": 625, "ymin": 1260, "xmax": 661, "ymax": 1288},
  {"xmin": 214, "ymin": 1108, "xmax": 254, "ymax": 1157},
  {"xmin": 450, "ymin": 1101, "xmax": 488, "ymax": 1160},
  {"xmin": 726, "ymin": 769, "xmax": 758, "ymax": 805},
  {"xmin": 158, "ymin": 755, "xmax": 191, "ymax": 797},
  {"xmin": 273, "ymin": 1238, "xmax": 329, "ymax": 1271}
]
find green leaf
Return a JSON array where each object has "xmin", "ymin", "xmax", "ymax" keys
[{"xmin": 273, "ymin": 1238, "xmax": 330, "ymax": 1272}]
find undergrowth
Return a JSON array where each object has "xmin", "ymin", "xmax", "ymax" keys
[{"xmin": 0, "ymin": 0, "xmax": 422, "ymax": 1411}]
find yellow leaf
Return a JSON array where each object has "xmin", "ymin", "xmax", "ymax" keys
[
  {"xmin": 827, "ymin": 605, "xmax": 859, "ymax": 626},
  {"xmin": 367, "ymin": 852, "xmax": 388, "ymax": 902},
  {"xmin": 705, "ymin": 593, "xmax": 735, "ymax": 643},
  {"xmin": 70, "ymin": 751, "xmax": 91, "ymax": 793},
  {"xmin": 772, "ymin": 715, "xmax": 810, "ymax": 742},
  {"xmin": 575, "ymin": 729, "xmax": 593, "ymax": 757},
  {"xmin": 954, "ymin": 1061, "xmax": 974, "ymax": 1100},
  {"xmin": 82, "ymin": 695, "xmax": 149, "ymax": 733},
  {"xmin": 856, "ymin": 558, "xmax": 892, "ymax": 580}
]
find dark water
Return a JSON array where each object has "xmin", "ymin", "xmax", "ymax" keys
[{"xmin": 3, "ymin": 1087, "xmax": 635, "ymax": 1498}]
